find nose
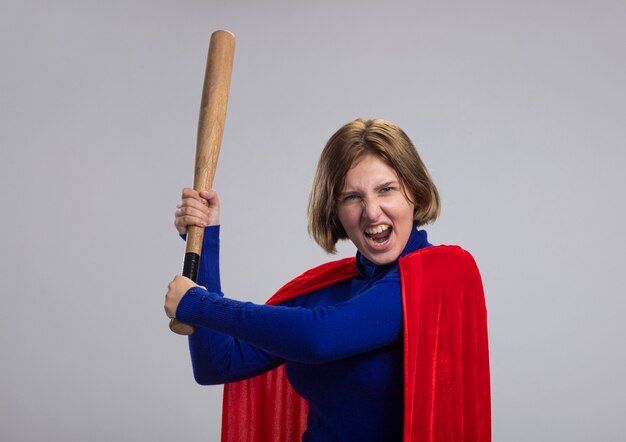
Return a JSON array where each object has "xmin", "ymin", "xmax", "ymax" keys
[{"xmin": 362, "ymin": 198, "xmax": 382, "ymax": 221}]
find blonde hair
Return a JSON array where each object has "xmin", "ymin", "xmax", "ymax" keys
[{"xmin": 308, "ymin": 118, "xmax": 440, "ymax": 253}]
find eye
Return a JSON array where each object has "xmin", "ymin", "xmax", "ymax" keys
[
  {"xmin": 380, "ymin": 186, "xmax": 395, "ymax": 193},
  {"xmin": 341, "ymin": 193, "xmax": 360, "ymax": 203}
]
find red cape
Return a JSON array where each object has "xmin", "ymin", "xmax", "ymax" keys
[{"xmin": 221, "ymin": 246, "xmax": 491, "ymax": 441}]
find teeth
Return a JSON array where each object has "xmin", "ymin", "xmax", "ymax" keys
[{"xmin": 365, "ymin": 224, "xmax": 391, "ymax": 235}]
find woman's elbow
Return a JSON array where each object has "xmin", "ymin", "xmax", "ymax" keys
[
  {"xmin": 193, "ymin": 372, "xmax": 213, "ymax": 386},
  {"xmin": 191, "ymin": 364, "xmax": 225, "ymax": 386}
]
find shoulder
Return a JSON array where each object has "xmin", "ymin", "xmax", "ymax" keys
[
  {"xmin": 402, "ymin": 244, "xmax": 477, "ymax": 264},
  {"xmin": 399, "ymin": 245, "xmax": 486, "ymax": 314},
  {"xmin": 266, "ymin": 257, "xmax": 359, "ymax": 305},
  {"xmin": 399, "ymin": 245, "xmax": 481, "ymax": 282}
]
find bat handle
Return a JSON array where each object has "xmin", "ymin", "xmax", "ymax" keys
[
  {"xmin": 169, "ymin": 251, "xmax": 201, "ymax": 335},
  {"xmin": 169, "ymin": 319, "xmax": 195, "ymax": 336}
]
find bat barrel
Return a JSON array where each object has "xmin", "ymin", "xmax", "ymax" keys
[{"xmin": 185, "ymin": 30, "xmax": 235, "ymax": 258}]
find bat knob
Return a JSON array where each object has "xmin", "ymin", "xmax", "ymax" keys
[{"xmin": 169, "ymin": 319, "xmax": 196, "ymax": 335}]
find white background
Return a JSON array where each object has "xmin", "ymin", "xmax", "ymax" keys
[{"xmin": 1, "ymin": 0, "xmax": 625, "ymax": 440}]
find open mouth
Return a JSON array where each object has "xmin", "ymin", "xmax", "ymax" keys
[{"xmin": 364, "ymin": 224, "xmax": 392, "ymax": 245}]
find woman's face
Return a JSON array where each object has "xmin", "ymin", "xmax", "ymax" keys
[{"xmin": 336, "ymin": 153, "xmax": 415, "ymax": 265}]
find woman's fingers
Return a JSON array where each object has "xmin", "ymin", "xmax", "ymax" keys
[
  {"xmin": 164, "ymin": 275, "xmax": 200, "ymax": 319},
  {"xmin": 175, "ymin": 188, "xmax": 221, "ymax": 234}
]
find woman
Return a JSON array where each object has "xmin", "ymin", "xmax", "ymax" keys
[{"xmin": 165, "ymin": 119, "xmax": 491, "ymax": 441}]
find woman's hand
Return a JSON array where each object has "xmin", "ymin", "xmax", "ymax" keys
[
  {"xmin": 174, "ymin": 188, "xmax": 221, "ymax": 235},
  {"xmin": 164, "ymin": 275, "xmax": 200, "ymax": 319}
]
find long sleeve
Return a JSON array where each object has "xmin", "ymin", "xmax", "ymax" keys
[
  {"xmin": 176, "ymin": 272, "xmax": 403, "ymax": 365},
  {"xmin": 194, "ymin": 225, "xmax": 222, "ymax": 292},
  {"xmin": 185, "ymin": 226, "xmax": 283, "ymax": 385}
]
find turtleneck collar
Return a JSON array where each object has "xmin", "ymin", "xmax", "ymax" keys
[{"xmin": 356, "ymin": 223, "xmax": 431, "ymax": 279}]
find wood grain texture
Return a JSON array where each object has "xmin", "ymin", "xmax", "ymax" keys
[
  {"xmin": 187, "ymin": 30, "xmax": 235, "ymax": 255},
  {"xmin": 170, "ymin": 30, "xmax": 235, "ymax": 336}
]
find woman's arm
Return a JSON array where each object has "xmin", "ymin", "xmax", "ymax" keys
[
  {"xmin": 187, "ymin": 328, "xmax": 284, "ymax": 385},
  {"xmin": 189, "ymin": 227, "xmax": 283, "ymax": 384},
  {"xmin": 171, "ymin": 189, "xmax": 283, "ymax": 384},
  {"xmin": 175, "ymin": 273, "xmax": 403, "ymax": 365}
]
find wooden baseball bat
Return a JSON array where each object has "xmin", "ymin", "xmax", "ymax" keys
[{"xmin": 170, "ymin": 30, "xmax": 236, "ymax": 335}]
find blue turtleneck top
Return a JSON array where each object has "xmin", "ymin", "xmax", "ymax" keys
[{"xmin": 176, "ymin": 225, "xmax": 430, "ymax": 441}]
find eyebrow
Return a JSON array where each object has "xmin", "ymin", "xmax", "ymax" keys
[
  {"xmin": 376, "ymin": 181, "xmax": 398, "ymax": 190},
  {"xmin": 340, "ymin": 180, "xmax": 400, "ymax": 196}
]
